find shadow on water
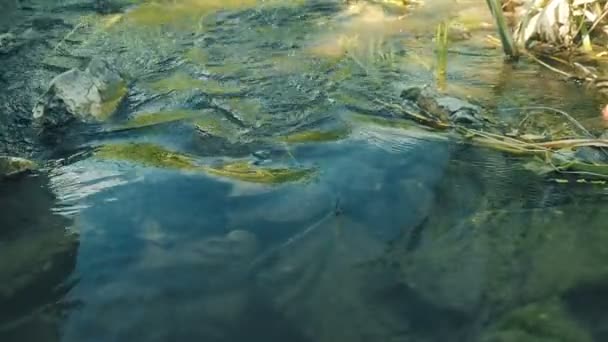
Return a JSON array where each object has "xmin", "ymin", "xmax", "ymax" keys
[{"xmin": 0, "ymin": 174, "xmax": 79, "ymax": 342}]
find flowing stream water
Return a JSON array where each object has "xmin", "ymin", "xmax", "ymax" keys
[{"xmin": 2, "ymin": 1, "xmax": 608, "ymax": 342}]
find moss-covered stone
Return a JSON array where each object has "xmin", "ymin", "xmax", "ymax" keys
[
  {"xmin": 120, "ymin": 110, "xmax": 202, "ymax": 129},
  {"xmin": 279, "ymin": 127, "xmax": 351, "ymax": 144},
  {"xmin": 97, "ymin": 80, "xmax": 128, "ymax": 121},
  {"xmin": 95, "ymin": 143, "xmax": 314, "ymax": 184},
  {"xmin": 0, "ymin": 157, "xmax": 38, "ymax": 179},
  {"xmin": 95, "ymin": 143, "xmax": 199, "ymax": 170},
  {"xmin": 203, "ymin": 161, "xmax": 315, "ymax": 184}
]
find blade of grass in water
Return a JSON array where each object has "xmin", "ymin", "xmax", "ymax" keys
[
  {"xmin": 435, "ymin": 21, "xmax": 448, "ymax": 90},
  {"xmin": 485, "ymin": 0, "xmax": 518, "ymax": 59}
]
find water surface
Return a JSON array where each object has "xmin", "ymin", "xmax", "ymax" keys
[{"xmin": 2, "ymin": 1, "xmax": 608, "ymax": 342}]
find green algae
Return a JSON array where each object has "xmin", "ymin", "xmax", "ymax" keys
[
  {"xmin": 95, "ymin": 143, "xmax": 199, "ymax": 170},
  {"xmin": 184, "ymin": 48, "xmax": 208, "ymax": 65},
  {"xmin": 95, "ymin": 143, "xmax": 313, "ymax": 184},
  {"xmin": 148, "ymin": 72, "xmax": 244, "ymax": 94},
  {"xmin": 123, "ymin": 0, "xmax": 255, "ymax": 27},
  {"xmin": 97, "ymin": 81, "xmax": 129, "ymax": 121},
  {"xmin": 120, "ymin": 110, "xmax": 202, "ymax": 129},
  {"xmin": 124, "ymin": 0, "xmax": 306, "ymax": 28},
  {"xmin": 481, "ymin": 299, "xmax": 593, "ymax": 342},
  {"xmin": 0, "ymin": 157, "xmax": 38, "ymax": 178},
  {"xmin": 279, "ymin": 127, "xmax": 351, "ymax": 144},
  {"xmin": 203, "ymin": 161, "xmax": 314, "ymax": 184},
  {"xmin": 148, "ymin": 73, "xmax": 206, "ymax": 92}
]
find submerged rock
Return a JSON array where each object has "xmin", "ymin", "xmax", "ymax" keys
[
  {"xmin": 383, "ymin": 170, "xmax": 608, "ymax": 341},
  {"xmin": 0, "ymin": 33, "xmax": 18, "ymax": 55},
  {"xmin": 0, "ymin": 175, "xmax": 78, "ymax": 326},
  {"xmin": 401, "ymin": 86, "xmax": 486, "ymax": 126},
  {"xmin": 0, "ymin": 156, "xmax": 37, "ymax": 179},
  {"xmin": 32, "ymin": 58, "xmax": 127, "ymax": 136}
]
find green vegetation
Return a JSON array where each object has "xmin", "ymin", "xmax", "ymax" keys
[
  {"xmin": 120, "ymin": 110, "xmax": 202, "ymax": 129},
  {"xmin": 95, "ymin": 143, "xmax": 313, "ymax": 184},
  {"xmin": 204, "ymin": 161, "xmax": 315, "ymax": 184},
  {"xmin": 98, "ymin": 80, "xmax": 129, "ymax": 121},
  {"xmin": 148, "ymin": 72, "xmax": 244, "ymax": 94},
  {"xmin": 123, "ymin": 0, "xmax": 306, "ymax": 28},
  {"xmin": 482, "ymin": 300, "xmax": 593, "ymax": 342},
  {"xmin": 0, "ymin": 157, "xmax": 38, "ymax": 178},
  {"xmin": 96, "ymin": 143, "xmax": 199, "ymax": 170},
  {"xmin": 279, "ymin": 127, "xmax": 351, "ymax": 144},
  {"xmin": 485, "ymin": 0, "xmax": 518, "ymax": 58}
]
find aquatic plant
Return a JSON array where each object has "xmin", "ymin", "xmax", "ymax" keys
[
  {"xmin": 95, "ymin": 143, "xmax": 314, "ymax": 183},
  {"xmin": 486, "ymin": 0, "xmax": 518, "ymax": 58},
  {"xmin": 483, "ymin": 299, "xmax": 593, "ymax": 342},
  {"xmin": 435, "ymin": 21, "xmax": 449, "ymax": 89},
  {"xmin": 95, "ymin": 143, "xmax": 199, "ymax": 170},
  {"xmin": 279, "ymin": 127, "xmax": 351, "ymax": 144},
  {"xmin": 98, "ymin": 80, "xmax": 129, "ymax": 121},
  {"xmin": 0, "ymin": 157, "xmax": 38, "ymax": 178},
  {"xmin": 204, "ymin": 161, "xmax": 315, "ymax": 184},
  {"xmin": 148, "ymin": 72, "xmax": 244, "ymax": 94},
  {"xmin": 123, "ymin": 0, "xmax": 305, "ymax": 27},
  {"xmin": 120, "ymin": 110, "xmax": 202, "ymax": 129}
]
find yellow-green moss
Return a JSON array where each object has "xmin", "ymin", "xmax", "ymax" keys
[
  {"xmin": 124, "ymin": 0, "xmax": 305, "ymax": 27},
  {"xmin": 97, "ymin": 80, "xmax": 128, "ymax": 121},
  {"xmin": 203, "ymin": 161, "xmax": 314, "ymax": 184},
  {"xmin": 148, "ymin": 72, "xmax": 205, "ymax": 92},
  {"xmin": 121, "ymin": 110, "xmax": 201, "ymax": 129},
  {"xmin": 279, "ymin": 127, "xmax": 351, "ymax": 144},
  {"xmin": 184, "ymin": 48, "xmax": 208, "ymax": 65},
  {"xmin": 95, "ymin": 143, "xmax": 313, "ymax": 184},
  {"xmin": 95, "ymin": 143, "xmax": 198, "ymax": 170},
  {"xmin": 148, "ymin": 72, "xmax": 244, "ymax": 94},
  {"xmin": 481, "ymin": 299, "xmax": 593, "ymax": 342},
  {"xmin": 0, "ymin": 157, "xmax": 38, "ymax": 177}
]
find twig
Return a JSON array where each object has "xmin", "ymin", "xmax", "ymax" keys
[
  {"xmin": 524, "ymin": 51, "xmax": 574, "ymax": 78},
  {"xmin": 588, "ymin": 8, "xmax": 608, "ymax": 35},
  {"xmin": 501, "ymin": 106, "xmax": 593, "ymax": 138}
]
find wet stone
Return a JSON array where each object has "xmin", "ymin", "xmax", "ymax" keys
[
  {"xmin": 32, "ymin": 58, "xmax": 127, "ymax": 141},
  {"xmin": 401, "ymin": 85, "xmax": 486, "ymax": 126},
  {"xmin": 0, "ymin": 33, "xmax": 19, "ymax": 55},
  {"xmin": 0, "ymin": 156, "xmax": 37, "ymax": 179}
]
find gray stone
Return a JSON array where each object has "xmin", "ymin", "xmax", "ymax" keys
[
  {"xmin": 32, "ymin": 58, "xmax": 127, "ymax": 135},
  {"xmin": 401, "ymin": 85, "xmax": 485, "ymax": 126},
  {"xmin": 0, "ymin": 156, "xmax": 37, "ymax": 179}
]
